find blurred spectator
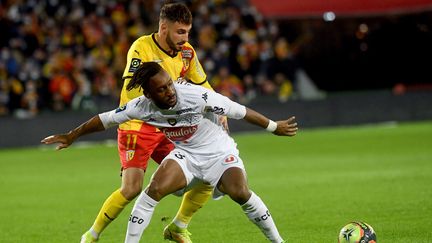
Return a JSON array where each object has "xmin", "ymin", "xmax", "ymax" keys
[
  {"xmin": 49, "ymin": 70, "xmax": 76, "ymax": 111},
  {"xmin": 267, "ymin": 37, "xmax": 324, "ymax": 101},
  {"xmin": 0, "ymin": 75, "xmax": 9, "ymax": 115},
  {"xmin": 71, "ymin": 69, "xmax": 96, "ymax": 112},
  {"xmin": 20, "ymin": 79, "xmax": 39, "ymax": 117},
  {"xmin": 211, "ymin": 65, "xmax": 245, "ymax": 102},
  {"xmin": 266, "ymin": 37, "xmax": 299, "ymax": 102}
]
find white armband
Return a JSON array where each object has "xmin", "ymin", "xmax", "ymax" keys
[{"xmin": 266, "ymin": 120, "xmax": 277, "ymax": 132}]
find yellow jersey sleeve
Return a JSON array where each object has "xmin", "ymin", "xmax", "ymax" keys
[
  {"xmin": 120, "ymin": 37, "xmax": 148, "ymax": 105},
  {"xmin": 180, "ymin": 43, "xmax": 213, "ymax": 90}
]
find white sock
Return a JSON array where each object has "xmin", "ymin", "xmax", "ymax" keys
[
  {"xmin": 173, "ymin": 219, "xmax": 187, "ymax": 229},
  {"xmin": 124, "ymin": 192, "xmax": 158, "ymax": 243},
  {"xmin": 89, "ymin": 227, "xmax": 99, "ymax": 239},
  {"xmin": 241, "ymin": 191, "xmax": 284, "ymax": 243}
]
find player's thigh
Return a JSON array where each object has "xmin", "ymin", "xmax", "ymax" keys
[
  {"xmin": 151, "ymin": 136, "xmax": 174, "ymax": 164},
  {"xmin": 159, "ymin": 149, "xmax": 195, "ymax": 190},
  {"xmin": 217, "ymin": 166, "xmax": 249, "ymax": 195},
  {"xmin": 146, "ymin": 153, "xmax": 190, "ymax": 199},
  {"xmin": 117, "ymin": 128, "xmax": 163, "ymax": 170},
  {"xmin": 201, "ymin": 153, "xmax": 248, "ymax": 199},
  {"xmin": 218, "ymin": 166, "xmax": 251, "ymax": 204}
]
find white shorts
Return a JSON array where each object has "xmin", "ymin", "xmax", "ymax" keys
[{"xmin": 163, "ymin": 148, "xmax": 246, "ymax": 199}]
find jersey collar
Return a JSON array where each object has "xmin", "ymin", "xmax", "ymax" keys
[{"xmin": 152, "ymin": 33, "xmax": 178, "ymax": 58}]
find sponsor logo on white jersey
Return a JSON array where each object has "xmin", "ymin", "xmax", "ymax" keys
[{"xmin": 161, "ymin": 125, "xmax": 198, "ymax": 141}]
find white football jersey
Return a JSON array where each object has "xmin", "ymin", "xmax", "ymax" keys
[{"xmin": 99, "ymin": 83, "xmax": 247, "ymax": 161}]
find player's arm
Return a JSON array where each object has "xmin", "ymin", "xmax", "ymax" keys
[
  {"xmin": 204, "ymin": 89, "xmax": 298, "ymax": 136},
  {"xmin": 40, "ymin": 115, "xmax": 106, "ymax": 150},
  {"xmin": 184, "ymin": 45, "xmax": 217, "ymax": 92},
  {"xmin": 243, "ymin": 108, "xmax": 298, "ymax": 136},
  {"xmin": 41, "ymin": 99, "xmax": 141, "ymax": 150},
  {"xmin": 121, "ymin": 39, "xmax": 146, "ymax": 101}
]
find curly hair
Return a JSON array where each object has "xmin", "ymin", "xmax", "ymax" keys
[{"xmin": 126, "ymin": 62, "xmax": 163, "ymax": 92}]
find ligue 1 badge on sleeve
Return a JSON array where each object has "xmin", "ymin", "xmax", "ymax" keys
[
  {"xmin": 116, "ymin": 104, "xmax": 127, "ymax": 113},
  {"xmin": 128, "ymin": 58, "xmax": 141, "ymax": 72}
]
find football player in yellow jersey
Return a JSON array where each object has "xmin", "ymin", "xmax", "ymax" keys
[{"xmin": 81, "ymin": 3, "xmax": 224, "ymax": 243}]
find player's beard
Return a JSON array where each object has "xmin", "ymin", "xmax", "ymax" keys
[
  {"xmin": 154, "ymin": 93, "xmax": 177, "ymax": 109},
  {"xmin": 166, "ymin": 34, "xmax": 184, "ymax": 53}
]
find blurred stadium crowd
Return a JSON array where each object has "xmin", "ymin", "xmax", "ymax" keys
[
  {"xmin": 1, "ymin": 0, "xmax": 431, "ymax": 118},
  {"xmin": 0, "ymin": 0, "xmax": 321, "ymax": 118}
]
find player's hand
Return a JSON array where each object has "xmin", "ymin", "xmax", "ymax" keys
[
  {"xmin": 41, "ymin": 134, "xmax": 73, "ymax": 150},
  {"xmin": 274, "ymin": 116, "xmax": 298, "ymax": 136},
  {"xmin": 219, "ymin": 116, "xmax": 229, "ymax": 133}
]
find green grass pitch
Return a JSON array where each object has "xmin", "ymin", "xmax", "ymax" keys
[{"xmin": 1, "ymin": 121, "xmax": 431, "ymax": 242}]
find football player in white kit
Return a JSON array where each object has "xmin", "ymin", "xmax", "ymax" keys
[{"xmin": 41, "ymin": 62, "xmax": 298, "ymax": 243}]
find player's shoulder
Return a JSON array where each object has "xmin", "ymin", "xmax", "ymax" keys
[
  {"xmin": 183, "ymin": 41, "xmax": 194, "ymax": 48},
  {"xmin": 134, "ymin": 34, "xmax": 153, "ymax": 43},
  {"xmin": 175, "ymin": 83, "xmax": 208, "ymax": 99},
  {"xmin": 182, "ymin": 42, "xmax": 197, "ymax": 52},
  {"xmin": 130, "ymin": 34, "xmax": 153, "ymax": 48},
  {"xmin": 128, "ymin": 95, "xmax": 147, "ymax": 107},
  {"xmin": 175, "ymin": 82, "xmax": 204, "ymax": 92}
]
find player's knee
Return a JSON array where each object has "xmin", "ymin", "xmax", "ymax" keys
[
  {"xmin": 121, "ymin": 184, "xmax": 142, "ymax": 200},
  {"xmin": 146, "ymin": 180, "xmax": 168, "ymax": 201},
  {"xmin": 228, "ymin": 185, "xmax": 251, "ymax": 205}
]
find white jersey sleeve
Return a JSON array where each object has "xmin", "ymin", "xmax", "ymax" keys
[
  {"xmin": 202, "ymin": 89, "xmax": 246, "ymax": 119},
  {"xmin": 98, "ymin": 96, "xmax": 148, "ymax": 129}
]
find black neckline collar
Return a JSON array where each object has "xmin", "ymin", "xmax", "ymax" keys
[{"xmin": 152, "ymin": 33, "xmax": 178, "ymax": 58}]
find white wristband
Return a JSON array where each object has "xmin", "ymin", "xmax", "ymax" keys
[{"xmin": 266, "ymin": 120, "xmax": 277, "ymax": 132}]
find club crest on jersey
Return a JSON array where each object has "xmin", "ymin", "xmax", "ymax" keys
[
  {"xmin": 126, "ymin": 150, "xmax": 135, "ymax": 161},
  {"xmin": 224, "ymin": 155, "xmax": 238, "ymax": 164},
  {"xmin": 116, "ymin": 104, "xmax": 127, "ymax": 113},
  {"xmin": 180, "ymin": 47, "xmax": 193, "ymax": 77},
  {"xmin": 168, "ymin": 118, "xmax": 177, "ymax": 126},
  {"xmin": 128, "ymin": 58, "xmax": 141, "ymax": 72}
]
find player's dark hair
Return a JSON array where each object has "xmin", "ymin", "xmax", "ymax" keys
[
  {"xmin": 127, "ymin": 62, "xmax": 163, "ymax": 92},
  {"xmin": 160, "ymin": 2, "xmax": 192, "ymax": 25}
]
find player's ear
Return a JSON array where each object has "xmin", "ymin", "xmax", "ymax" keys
[{"xmin": 159, "ymin": 20, "xmax": 168, "ymax": 34}]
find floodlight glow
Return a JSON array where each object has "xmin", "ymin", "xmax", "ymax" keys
[{"xmin": 323, "ymin": 12, "xmax": 336, "ymax": 22}]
